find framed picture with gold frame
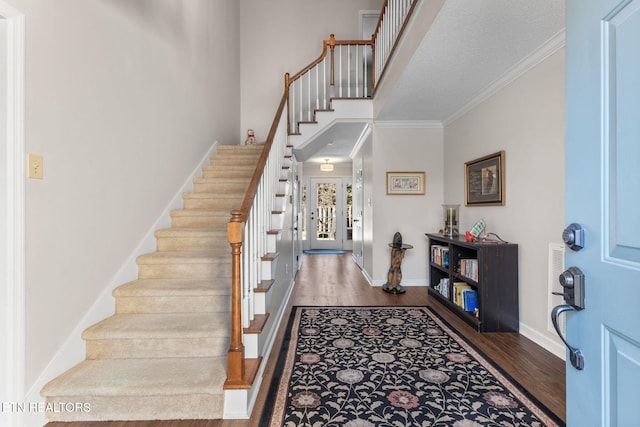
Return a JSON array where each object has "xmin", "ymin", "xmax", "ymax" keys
[
  {"xmin": 386, "ymin": 172, "xmax": 426, "ymax": 195},
  {"xmin": 464, "ymin": 151, "xmax": 505, "ymax": 206}
]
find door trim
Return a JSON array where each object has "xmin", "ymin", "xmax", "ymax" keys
[{"xmin": 1, "ymin": 3, "xmax": 25, "ymax": 425}]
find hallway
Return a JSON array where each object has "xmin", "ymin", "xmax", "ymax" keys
[{"xmin": 47, "ymin": 252, "xmax": 565, "ymax": 426}]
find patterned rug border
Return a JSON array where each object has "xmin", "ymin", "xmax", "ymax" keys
[{"xmin": 260, "ymin": 306, "xmax": 565, "ymax": 427}]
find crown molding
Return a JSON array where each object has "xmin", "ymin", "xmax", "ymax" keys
[
  {"xmin": 444, "ymin": 28, "xmax": 566, "ymax": 126},
  {"xmin": 349, "ymin": 123, "xmax": 373, "ymax": 159},
  {"xmin": 374, "ymin": 120, "xmax": 443, "ymax": 129}
]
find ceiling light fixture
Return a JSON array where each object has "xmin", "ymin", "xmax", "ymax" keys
[{"xmin": 320, "ymin": 159, "xmax": 334, "ymax": 172}]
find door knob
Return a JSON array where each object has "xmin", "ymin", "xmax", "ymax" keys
[{"xmin": 562, "ymin": 223, "xmax": 585, "ymax": 251}]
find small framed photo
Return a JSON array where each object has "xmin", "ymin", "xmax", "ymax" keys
[
  {"xmin": 465, "ymin": 151, "xmax": 505, "ymax": 206},
  {"xmin": 386, "ymin": 171, "xmax": 425, "ymax": 195}
]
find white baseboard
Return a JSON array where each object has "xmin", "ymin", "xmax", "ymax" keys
[
  {"xmin": 23, "ymin": 142, "xmax": 219, "ymax": 427},
  {"xmin": 519, "ymin": 322, "xmax": 566, "ymax": 361}
]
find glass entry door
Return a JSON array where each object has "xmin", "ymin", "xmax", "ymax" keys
[{"xmin": 308, "ymin": 178, "xmax": 344, "ymax": 250}]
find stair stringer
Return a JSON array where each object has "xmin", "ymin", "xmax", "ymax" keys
[{"xmin": 24, "ymin": 141, "xmax": 220, "ymax": 427}]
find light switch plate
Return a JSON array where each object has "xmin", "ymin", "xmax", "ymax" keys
[{"xmin": 28, "ymin": 154, "xmax": 44, "ymax": 179}]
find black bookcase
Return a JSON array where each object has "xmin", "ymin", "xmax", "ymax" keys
[{"xmin": 426, "ymin": 233, "xmax": 519, "ymax": 333}]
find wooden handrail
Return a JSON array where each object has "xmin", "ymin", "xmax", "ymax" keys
[{"xmin": 371, "ymin": 0, "xmax": 388, "ymax": 42}]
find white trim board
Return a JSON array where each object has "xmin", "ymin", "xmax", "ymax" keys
[
  {"xmin": 374, "ymin": 120, "xmax": 443, "ymax": 129},
  {"xmin": 23, "ymin": 142, "xmax": 219, "ymax": 427},
  {"xmin": 1, "ymin": 3, "xmax": 25, "ymax": 427}
]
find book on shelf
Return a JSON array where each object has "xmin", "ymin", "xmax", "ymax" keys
[
  {"xmin": 437, "ymin": 278, "xmax": 450, "ymax": 298},
  {"xmin": 453, "ymin": 282, "xmax": 471, "ymax": 307},
  {"xmin": 461, "ymin": 289, "xmax": 478, "ymax": 312},
  {"xmin": 431, "ymin": 245, "xmax": 449, "ymax": 267},
  {"xmin": 458, "ymin": 258, "xmax": 479, "ymax": 281}
]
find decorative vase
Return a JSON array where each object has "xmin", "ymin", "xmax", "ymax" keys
[{"xmin": 442, "ymin": 204, "xmax": 460, "ymax": 237}]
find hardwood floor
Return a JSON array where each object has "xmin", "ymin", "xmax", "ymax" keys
[{"xmin": 46, "ymin": 252, "xmax": 565, "ymax": 427}]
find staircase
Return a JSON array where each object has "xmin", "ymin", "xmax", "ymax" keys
[{"xmin": 41, "ymin": 144, "xmax": 265, "ymax": 422}]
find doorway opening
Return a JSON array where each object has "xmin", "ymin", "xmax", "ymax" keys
[{"xmin": 302, "ymin": 177, "xmax": 352, "ymax": 251}]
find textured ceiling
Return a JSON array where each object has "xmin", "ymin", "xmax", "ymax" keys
[
  {"xmin": 375, "ymin": 0, "xmax": 566, "ymax": 122},
  {"xmin": 302, "ymin": 0, "xmax": 566, "ymax": 165}
]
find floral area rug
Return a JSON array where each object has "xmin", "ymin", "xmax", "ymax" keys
[{"xmin": 260, "ymin": 306, "xmax": 564, "ymax": 427}]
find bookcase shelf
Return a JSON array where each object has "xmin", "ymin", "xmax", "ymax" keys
[{"xmin": 426, "ymin": 233, "xmax": 519, "ymax": 333}]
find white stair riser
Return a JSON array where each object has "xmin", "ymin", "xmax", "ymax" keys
[
  {"xmin": 266, "ymin": 234, "xmax": 278, "ymax": 253},
  {"xmin": 85, "ymin": 337, "xmax": 230, "ymax": 360},
  {"xmin": 253, "ymin": 291, "xmax": 272, "ymax": 316},
  {"xmin": 277, "ymin": 181, "xmax": 290, "ymax": 195},
  {"xmin": 243, "ymin": 334, "xmax": 260, "ymax": 359},
  {"xmin": 272, "ymin": 212, "xmax": 285, "ymax": 230},
  {"xmin": 274, "ymin": 195, "xmax": 286, "ymax": 212},
  {"xmin": 261, "ymin": 259, "xmax": 276, "ymax": 281},
  {"xmin": 115, "ymin": 295, "xmax": 231, "ymax": 314}
]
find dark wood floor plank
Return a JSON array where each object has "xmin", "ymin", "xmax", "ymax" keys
[{"xmin": 46, "ymin": 253, "xmax": 565, "ymax": 427}]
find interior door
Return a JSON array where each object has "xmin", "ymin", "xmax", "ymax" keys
[
  {"xmin": 309, "ymin": 178, "xmax": 344, "ymax": 250},
  {"xmin": 564, "ymin": 0, "xmax": 640, "ymax": 424}
]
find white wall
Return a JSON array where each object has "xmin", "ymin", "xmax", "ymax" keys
[
  {"xmin": 239, "ymin": 0, "xmax": 383, "ymax": 142},
  {"xmin": 368, "ymin": 126, "xmax": 444, "ymax": 285},
  {"xmin": 444, "ymin": 48, "xmax": 566, "ymax": 353},
  {"xmin": 12, "ymin": 0, "xmax": 240, "ymax": 391}
]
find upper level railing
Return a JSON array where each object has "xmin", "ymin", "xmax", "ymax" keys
[
  {"xmin": 225, "ymin": 0, "xmax": 419, "ymax": 390},
  {"xmin": 373, "ymin": 0, "xmax": 418, "ymax": 89},
  {"xmin": 285, "ymin": 35, "xmax": 373, "ymax": 135},
  {"xmin": 285, "ymin": 0, "xmax": 418, "ymax": 135}
]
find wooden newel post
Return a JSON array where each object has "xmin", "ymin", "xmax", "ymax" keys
[{"xmin": 225, "ymin": 210, "xmax": 246, "ymax": 386}]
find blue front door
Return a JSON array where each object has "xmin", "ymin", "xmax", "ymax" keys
[{"xmin": 565, "ymin": 0, "xmax": 640, "ymax": 424}]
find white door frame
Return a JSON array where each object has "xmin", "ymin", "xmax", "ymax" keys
[
  {"xmin": 352, "ymin": 159, "xmax": 364, "ymax": 268},
  {"xmin": 0, "ymin": 3, "xmax": 25, "ymax": 427}
]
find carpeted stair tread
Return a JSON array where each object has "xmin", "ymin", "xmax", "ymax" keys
[
  {"xmin": 170, "ymin": 208, "xmax": 232, "ymax": 218},
  {"xmin": 42, "ymin": 357, "xmax": 226, "ymax": 397},
  {"xmin": 114, "ymin": 279, "xmax": 231, "ymax": 297},
  {"xmin": 137, "ymin": 251, "xmax": 231, "ymax": 265},
  {"xmin": 182, "ymin": 192, "xmax": 244, "ymax": 200},
  {"xmin": 82, "ymin": 312, "xmax": 230, "ymax": 340},
  {"xmin": 155, "ymin": 227, "xmax": 227, "ymax": 238},
  {"xmin": 202, "ymin": 164, "xmax": 255, "ymax": 171},
  {"xmin": 208, "ymin": 157, "xmax": 259, "ymax": 165},
  {"xmin": 214, "ymin": 146, "xmax": 263, "ymax": 153}
]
